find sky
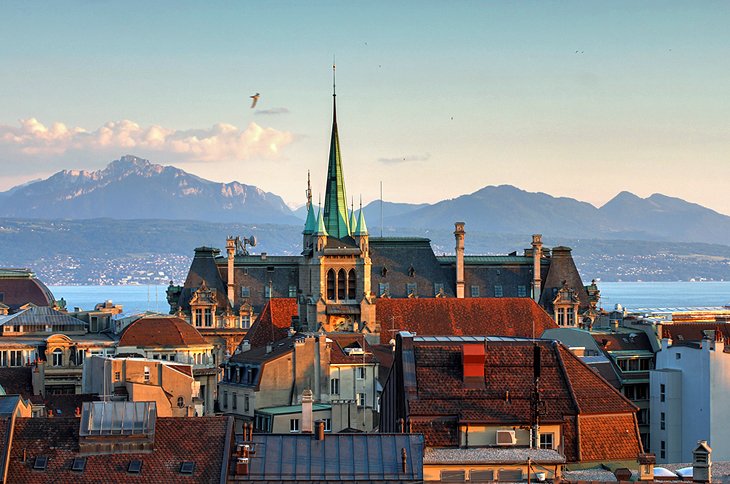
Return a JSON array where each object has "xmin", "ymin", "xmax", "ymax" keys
[{"xmin": 1, "ymin": 1, "xmax": 729, "ymax": 213}]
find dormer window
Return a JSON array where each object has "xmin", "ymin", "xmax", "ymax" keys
[{"xmin": 52, "ymin": 348, "xmax": 63, "ymax": 367}]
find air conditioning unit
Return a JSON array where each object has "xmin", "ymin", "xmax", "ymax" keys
[{"xmin": 496, "ymin": 430, "xmax": 516, "ymax": 446}]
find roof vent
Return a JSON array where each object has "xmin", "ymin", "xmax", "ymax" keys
[{"xmin": 496, "ymin": 430, "xmax": 516, "ymax": 446}]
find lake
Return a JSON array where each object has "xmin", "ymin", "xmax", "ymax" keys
[{"xmin": 49, "ymin": 281, "xmax": 730, "ymax": 314}]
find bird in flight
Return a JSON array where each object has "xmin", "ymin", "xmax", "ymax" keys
[{"xmin": 250, "ymin": 93, "xmax": 260, "ymax": 109}]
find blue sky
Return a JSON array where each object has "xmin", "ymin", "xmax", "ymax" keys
[{"xmin": 1, "ymin": 1, "xmax": 729, "ymax": 212}]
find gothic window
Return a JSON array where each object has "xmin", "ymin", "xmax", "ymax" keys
[
  {"xmin": 327, "ymin": 269, "xmax": 336, "ymax": 300},
  {"xmin": 337, "ymin": 269, "xmax": 346, "ymax": 300},
  {"xmin": 347, "ymin": 269, "xmax": 356, "ymax": 300}
]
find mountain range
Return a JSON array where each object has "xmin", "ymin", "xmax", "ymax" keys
[{"xmin": 2, "ymin": 155, "xmax": 730, "ymax": 246}]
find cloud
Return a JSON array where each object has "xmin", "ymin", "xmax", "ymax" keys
[
  {"xmin": 377, "ymin": 153, "xmax": 431, "ymax": 164},
  {"xmin": 0, "ymin": 118, "xmax": 294, "ymax": 166},
  {"xmin": 255, "ymin": 107, "xmax": 290, "ymax": 116}
]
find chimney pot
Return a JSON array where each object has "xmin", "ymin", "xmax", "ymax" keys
[
  {"xmin": 401, "ymin": 447, "xmax": 408, "ymax": 473},
  {"xmin": 314, "ymin": 420, "xmax": 325, "ymax": 440}
]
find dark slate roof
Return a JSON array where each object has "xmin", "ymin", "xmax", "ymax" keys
[
  {"xmin": 0, "ymin": 306, "xmax": 87, "ymax": 328},
  {"xmin": 327, "ymin": 333, "xmax": 378, "ymax": 365},
  {"xmin": 539, "ymin": 247, "xmax": 589, "ymax": 313},
  {"xmin": 370, "ymin": 238, "xmax": 456, "ymax": 298},
  {"xmin": 592, "ymin": 331, "xmax": 654, "ymax": 352},
  {"xmin": 0, "ymin": 367, "xmax": 34, "ymax": 399},
  {"xmin": 662, "ymin": 322, "xmax": 730, "ymax": 342},
  {"xmin": 0, "ymin": 268, "xmax": 55, "ymax": 311},
  {"xmin": 118, "ymin": 315, "xmax": 209, "ymax": 347},
  {"xmin": 0, "ymin": 395, "xmax": 25, "ymax": 415},
  {"xmin": 5, "ymin": 416, "xmax": 231, "ymax": 483},
  {"xmin": 243, "ymin": 299, "xmax": 298, "ymax": 349},
  {"xmin": 375, "ymin": 297, "xmax": 557, "ymax": 344},
  {"xmin": 177, "ymin": 246, "xmax": 229, "ymax": 312},
  {"xmin": 238, "ymin": 433, "xmax": 424, "ymax": 482}
]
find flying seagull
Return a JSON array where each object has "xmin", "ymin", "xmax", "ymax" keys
[{"xmin": 250, "ymin": 93, "xmax": 260, "ymax": 109}]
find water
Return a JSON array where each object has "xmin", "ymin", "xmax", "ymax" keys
[
  {"xmin": 50, "ymin": 282, "xmax": 730, "ymax": 314},
  {"xmin": 50, "ymin": 285, "xmax": 170, "ymax": 315}
]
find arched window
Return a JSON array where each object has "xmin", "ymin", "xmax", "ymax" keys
[
  {"xmin": 177, "ymin": 396, "xmax": 185, "ymax": 408},
  {"xmin": 347, "ymin": 269, "xmax": 356, "ymax": 300},
  {"xmin": 52, "ymin": 348, "xmax": 63, "ymax": 367},
  {"xmin": 326, "ymin": 269, "xmax": 336, "ymax": 300},
  {"xmin": 337, "ymin": 269, "xmax": 346, "ymax": 300}
]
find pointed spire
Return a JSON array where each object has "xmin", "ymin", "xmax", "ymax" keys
[
  {"xmin": 314, "ymin": 196, "xmax": 328, "ymax": 236},
  {"xmin": 354, "ymin": 196, "xmax": 368, "ymax": 235},
  {"xmin": 349, "ymin": 197, "xmax": 357, "ymax": 233},
  {"xmin": 322, "ymin": 64, "xmax": 350, "ymax": 239},
  {"xmin": 303, "ymin": 171, "xmax": 316, "ymax": 235}
]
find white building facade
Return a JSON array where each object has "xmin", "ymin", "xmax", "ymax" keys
[{"xmin": 650, "ymin": 336, "xmax": 730, "ymax": 463}]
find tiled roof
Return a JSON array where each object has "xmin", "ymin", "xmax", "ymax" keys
[
  {"xmin": 401, "ymin": 338, "xmax": 639, "ymax": 461},
  {"xmin": 5, "ymin": 416, "xmax": 231, "ymax": 483},
  {"xmin": 41, "ymin": 394, "xmax": 98, "ymax": 417},
  {"xmin": 0, "ymin": 417, "xmax": 9, "ymax": 479},
  {"xmin": 376, "ymin": 298, "xmax": 557, "ymax": 344},
  {"xmin": 243, "ymin": 298, "xmax": 298, "ymax": 349},
  {"xmin": 327, "ymin": 333, "xmax": 378, "ymax": 364},
  {"xmin": 592, "ymin": 331, "xmax": 654, "ymax": 352},
  {"xmin": 118, "ymin": 315, "xmax": 209, "ymax": 347},
  {"xmin": 237, "ymin": 433, "xmax": 424, "ymax": 482},
  {"xmin": 0, "ymin": 367, "xmax": 34, "ymax": 399},
  {"xmin": 663, "ymin": 322, "xmax": 730, "ymax": 342},
  {"xmin": 229, "ymin": 339, "xmax": 293, "ymax": 365},
  {"xmin": 0, "ymin": 271, "xmax": 55, "ymax": 311},
  {"xmin": 579, "ymin": 414, "xmax": 643, "ymax": 462}
]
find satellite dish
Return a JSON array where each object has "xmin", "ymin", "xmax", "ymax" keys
[{"xmin": 248, "ymin": 235, "xmax": 257, "ymax": 247}]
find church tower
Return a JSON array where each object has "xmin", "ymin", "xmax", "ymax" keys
[{"xmin": 298, "ymin": 67, "xmax": 375, "ymax": 334}]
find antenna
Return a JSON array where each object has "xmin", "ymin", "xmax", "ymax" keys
[
  {"xmin": 332, "ymin": 57, "xmax": 336, "ymax": 97},
  {"xmin": 306, "ymin": 170, "xmax": 312, "ymax": 209}
]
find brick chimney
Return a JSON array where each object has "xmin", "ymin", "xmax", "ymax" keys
[
  {"xmin": 301, "ymin": 389, "xmax": 313, "ymax": 433},
  {"xmin": 226, "ymin": 237, "xmax": 236, "ymax": 307},
  {"xmin": 462, "ymin": 343, "xmax": 486, "ymax": 388},
  {"xmin": 454, "ymin": 222, "xmax": 465, "ymax": 298},
  {"xmin": 531, "ymin": 234, "xmax": 543, "ymax": 302}
]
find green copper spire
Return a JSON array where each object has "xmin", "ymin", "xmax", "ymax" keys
[
  {"xmin": 349, "ymin": 198, "xmax": 357, "ymax": 234},
  {"xmin": 303, "ymin": 204, "xmax": 316, "ymax": 234},
  {"xmin": 354, "ymin": 199, "xmax": 368, "ymax": 235},
  {"xmin": 314, "ymin": 204, "xmax": 328, "ymax": 236},
  {"xmin": 322, "ymin": 66, "xmax": 351, "ymax": 239}
]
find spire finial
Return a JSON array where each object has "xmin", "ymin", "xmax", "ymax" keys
[
  {"xmin": 306, "ymin": 170, "xmax": 312, "ymax": 209},
  {"xmin": 333, "ymin": 57, "xmax": 336, "ymax": 97}
]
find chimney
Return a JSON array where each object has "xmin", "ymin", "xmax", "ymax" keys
[
  {"xmin": 462, "ymin": 343, "xmax": 486, "ymax": 389},
  {"xmin": 301, "ymin": 389, "xmax": 314, "ymax": 433},
  {"xmin": 235, "ymin": 456, "xmax": 249, "ymax": 476},
  {"xmin": 454, "ymin": 222, "xmax": 465, "ymax": 298},
  {"xmin": 531, "ymin": 234, "xmax": 543, "ymax": 302},
  {"xmin": 226, "ymin": 237, "xmax": 236, "ymax": 306},
  {"xmin": 314, "ymin": 420, "xmax": 325, "ymax": 440}
]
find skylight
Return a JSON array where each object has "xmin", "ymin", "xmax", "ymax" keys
[
  {"xmin": 33, "ymin": 456, "xmax": 48, "ymax": 470},
  {"xmin": 180, "ymin": 461, "xmax": 196, "ymax": 474},
  {"xmin": 71, "ymin": 457, "xmax": 86, "ymax": 472},
  {"xmin": 128, "ymin": 460, "xmax": 143, "ymax": 474}
]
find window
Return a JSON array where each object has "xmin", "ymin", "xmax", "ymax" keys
[
  {"xmin": 323, "ymin": 418, "xmax": 332, "ymax": 432},
  {"xmin": 676, "ymin": 353, "xmax": 682, "ymax": 360},
  {"xmin": 193, "ymin": 308, "xmax": 202, "ymax": 326},
  {"xmin": 10, "ymin": 350, "xmax": 22, "ymax": 367},
  {"xmin": 153, "ymin": 354, "xmax": 159, "ymax": 360},
  {"xmin": 241, "ymin": 286, "xmax": 251, "ymax": 298},
  {"xmin": 406, "ymin": 283, "xmax": 417, "ymax": 297},
  {"xmin": 347, "ymin": 269, "xmax": 356, "ymax": 299},
  {"xmin": 378, "ymin": 282, "xmax": 389, "ymax": 297},
  {"xmin": 34, "ymin": 455, "xmax": 48, "ymax": 470},
  {"xmin": 241, "ymin": 314, "xmax": 251, "ymax": 329},
  {"xmin": 161, "ymin": 354, "xmax": 168, "ymax": 361},
  {"xmin": 290, "ymin": 418, "xmax": 299, "ymax": 432},
  {"xmin": 177, "ymin": 397, "xmax": 185, "ymax": 408},
  {"xmin": 356, "ymin": 367, "xmax": 366, "ymax": 380},
  {"xmin": 232, "ymin": 393, "xmax": 238, "ymax": 410},
  {"xmin": 330, "ymin": 378, "xmax": 340, "ymax": 395},
  {"xmin": 539, "ymin": 433, "xmax": 554, "ymax": 449},
  {"xmin": 357, "ymin": 392, "xmax": 366, "ymax": 406},
  {"xmin": 337, "ymin": 269, "xmax": 346, "ymax": 300},
  {"xmin": 0, "ymin": 351, "xmax": 6, "ymax": 367},
  {"xmin": 434, "ymin": 283, "xmax": 444, "ymax": 296},
  {"xmin": 244, "ymin": 395, "xmax": 250, "ymax": 412},
  {"xmin": 52, "ymin": 348, "xmax": 63, "ymax": 367},
  {"xmin": 169, "ymin": 354, "xmax": 176, "ymax": 362},
  {"xmin": 440, "ymin": 470, "xmax": 466, "ymax": 482},
  {"xmin": 144, "ymin": 366, "xmax": 150, "ymax": 382},
  {"xmin": 223, "ymin": 391, "xmax": 228, "ymax": 409},
  {"xmin": 518, "ymin": 285, "xmax": 527, "ymax": 297},
  {"xmin": 327, "ymin": 269, "xmax": 336, "ymax": 300},
  {"xmin": 661, "ymin": 440, "xmax": 666, "ymax": 459},
  {"xmin": 128, "ymin": 460, "xmax": 143, "ymax": 474},
  {"xmin": 557, "ymin": 307, "xmax": 565, "ymax": 326},
  {"xmin": 204, "ymin": 308, "xmax": 213, "ymax": 327},
  {"xmin": 660, "ymin": 384, "xmax": 666, "ymax": 402},
  {"xmin": 77, "ymin": 349, "xmax": 85, "ymax": 364},
  {"xmin": 180, "ymin": 462, "xmax": 196, "ymax": 475},
  {"xmin": 567, "ymin": 309, "xmax": 575, "ymax": 326},
  {"xmin": 288, "ymin": 285, "xmax": 297, "ymax": 298},
  {"xmin": 470, "ymin": 285, "xmax": 480, "ymax": 297},
  {"xmin": 114, "ymin": 371, "xmax": 121, "ymax": 382},
  {"xmin": 471, "ymin": 470, "xmax": 494, "ymax": 482},
  {"xmin": 494, "ymin": 285, "xmax": 503, "ymax": 297},
  {"xmin": 660, "ymin": 412, "xmax": 666, "ymax": 430},
  {"xmin": 71, "ymin": 457, "xmax": 87, "ymax": 472},
  {"xmin": 264, "ymin": 285, "xmax": 272, "ymax": 298}
]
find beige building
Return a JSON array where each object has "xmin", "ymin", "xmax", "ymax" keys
[{"xmin": 82, "ymin": 355, "xmax": 199, "ymax": 417}]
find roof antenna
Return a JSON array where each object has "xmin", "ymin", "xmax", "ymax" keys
[
  {"xmin": 306, "ymin": 170, "xmax": 312, "ymax": 209},
  {"xmin": 333, "ymin": 56, "xmax": 336, "ymax": 97}
]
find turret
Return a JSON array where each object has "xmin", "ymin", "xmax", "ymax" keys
[
  {"xmin": 313, "ymin": 206, "xmax": 328, "ymax": 252},
  {"xmin": 353, "ymin": 201, "xmax": 369, "ymax": 255}
]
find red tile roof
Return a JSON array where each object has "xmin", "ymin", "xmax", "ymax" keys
[
  {"xmin": 663, "ymin": 323, "xmax": 730, "ymax": 342},
  {"xmin": 403, "ymin": 338, "xmax": 640, "ymax": 462},
  {"xmin": 592, "ymin": 332, "xmax": 654, "ymax": 352},
  {"xmin": 5, "ymin": 416, "xmax": 231, "ymax": 483},
  {"xmin": 579, "ymin": 414, "xmax": 643, "ymax": 462},
  {"xmin": 118, "ymin": 316, "xmax": 209, "ymax": 347},
  {"xmin": 327, "ymin": 333, "xmax": 378, "ymax": 364},
  {"xmin": 243, "ymin": 298, "xmax": 298, "ymax": 348},
  {"xmin": 0, "ymin": 367, "xmax": 34, "ymax": 399},
  {"xmin": 376, "ymin": 298, "xmax": 557, "ymax": 344}
]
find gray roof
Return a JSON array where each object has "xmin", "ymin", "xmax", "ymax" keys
[
  {"xmin": 240, "ymin": 433, "xmax": 424, "ymax": 482},
  {"xmin": 0, "ymin": 306, "xmax": 87, "ymax": 328},
  {"xmin": 424, "ymin": 447, "xmax": 565, "ymax": 465},
  {"xmin": 0, "ymin": 395, "xmax": 24, "ymax": 415}
]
